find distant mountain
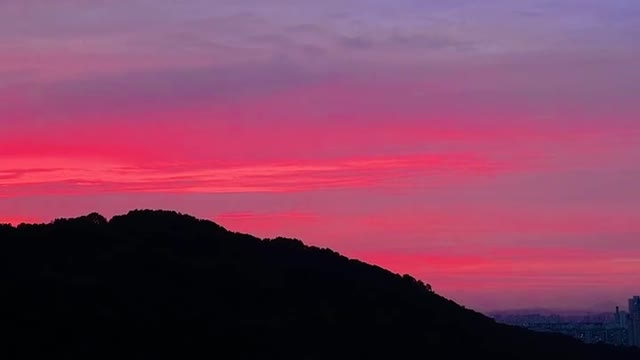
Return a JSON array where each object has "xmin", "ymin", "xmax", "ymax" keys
[
  {"xmin": 490, "ymin": 308, "xmax": 611, "ymax": 317},
  {"xmin": 0, "ymin": 210, "xmax": 638, "ymax": 359},
  {"xmin": 489, "ymin": 301, "xmax": 623, "ymax": 317},
  {"xmin": 490, "ymin": 308, "xmax": 569, "ymax": 316}
]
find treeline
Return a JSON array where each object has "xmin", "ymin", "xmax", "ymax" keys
[{"xmin": 0, "ymin": 210, "xmax": 638, "ymax": 359}]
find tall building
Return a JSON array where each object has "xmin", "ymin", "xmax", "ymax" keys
[
  {"xmin": 615, "ymin": 306, "xmax": 629, "ymax": 328},
  {"xmin": 629, "ymin": 296, "xmax": 640, "ymax": 347}
]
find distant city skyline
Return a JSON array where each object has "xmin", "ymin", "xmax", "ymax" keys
[
  {"xmin": 1, "ymin": 1, "xmax": 640, "ymax": 310},
  {"xmin": 493, "ymin": 296, "xmax": 640, "ymax": 347}
]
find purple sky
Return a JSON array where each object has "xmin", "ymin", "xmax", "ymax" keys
[{"xmin": 1, "ymin": 0, "xmax": 639, "ymax": 311}]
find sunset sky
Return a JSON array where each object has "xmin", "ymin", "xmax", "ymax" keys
[{"xmin": 1, "ymin": 0, "xmax": 639, "ymax": 311}]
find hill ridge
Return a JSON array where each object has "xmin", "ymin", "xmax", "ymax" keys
[{"xmin": 0, "ymin": 210, "xmax": 637, "ymax": 359}]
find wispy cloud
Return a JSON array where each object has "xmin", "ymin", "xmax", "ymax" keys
[{"xmin": 0, "ymin": 153, "xmax": 505, "ymax": 197}]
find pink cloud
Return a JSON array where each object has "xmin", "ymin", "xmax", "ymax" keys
[
  {"xmin": 346, "ymin": 210, "xmax": 640, "ymax": 238},
  {"xmin": 0, "ymin": 152, "xmax": 507, "ymax": 198}
]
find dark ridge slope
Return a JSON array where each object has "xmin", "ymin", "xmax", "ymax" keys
[{"xmin": 0, "ymin": 210, "xmax": 637, "ymax": 359}]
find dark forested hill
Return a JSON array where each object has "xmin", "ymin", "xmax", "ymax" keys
[{"xmin": 0, "ymin": 210, "xmax": 637, "ymax": 359}]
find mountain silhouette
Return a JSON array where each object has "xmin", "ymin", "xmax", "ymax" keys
[{"xmin": 0, "ymin": 210, "xmax": 637, "ymax": 359}]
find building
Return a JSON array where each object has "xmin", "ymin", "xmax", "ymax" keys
[
  {"xmin": 615, "ymin": 306, "xmax": 629, "ymax": 328},
  {"xmin": 629, "ymin": 296, "xmax": 640, "ymax": 347},
  {"xmin": 492, "ymin": 310, "xmax": 630, "ymax": 347}
]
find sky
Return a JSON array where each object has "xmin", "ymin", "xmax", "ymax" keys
[{"xmin": 1, "ymin": 0, "xmax": 639, "ymax": 312}]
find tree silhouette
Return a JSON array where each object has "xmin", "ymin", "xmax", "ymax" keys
[{"xmin": 0, "ymin": 210, "xmax": 637, "ymax": 359}]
